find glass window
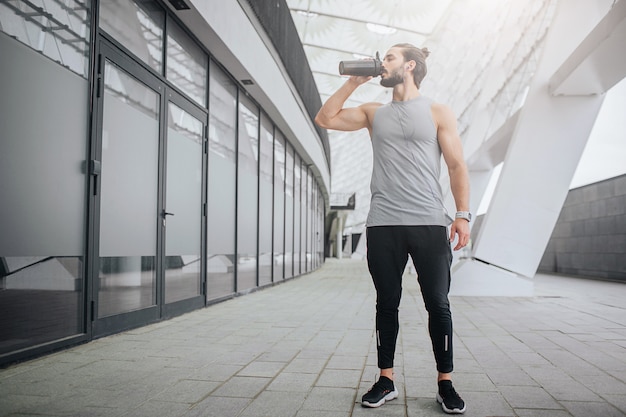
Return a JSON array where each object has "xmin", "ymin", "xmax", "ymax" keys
[
  {"xmin": 237, "ymin": 94, "xmax": 259, "ymax": 292},
  {"xmin": 273, "ymin": 132, "xmax": 286, "ymax": 281},
  {"xmin": 306, "ymin": 168, "xmax": 312, "ymax": 272},
  {"xmin": 284, "ymin": 144, "xmax": 294, "ymax": 279},
  {"xmin": 294, "ymin": 154, "xmax": 301, "ymax": 276},
  {"xmin": 311, "ymin": 182, "xmax": 317, "ymax": 270},
  {"xmin": 99, "ymin": 0, "xmax": 164, "ymax": 73},
  {"xmin": 318, "ymin": 189, "xmax": 325, "ymax": 266},
  {"xmin": 0, "ymin": 22, "xmax": 89, "ymax": 355},
  {"xmin": 98, "ymin": 61, "xmax": 160, "ymax": 317},
  {"xmin": 164, "ymin": 102, "xmax": 203, "ymax": 304},
  {"xmin": 0, "ymin": 0, "xmax": 91, "ymax": 77},
  {"xmin": 207, "ymin": 60, "xmax": 237, "ymax": 300},
  {"xmin": 259, "ymin": 114, "xmax": 274, "ymax": 286},
  {"xmin": 166, "ymin": 17, "xmax": 208, "ymax": 107}
]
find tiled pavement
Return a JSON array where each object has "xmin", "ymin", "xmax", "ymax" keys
[{"xmin": 1, "ymin": 258, "xmax": 625, "ymax": 417}]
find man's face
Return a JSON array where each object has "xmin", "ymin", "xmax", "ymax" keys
[{"xmin": 380, "ymin": 48, "xmax": 405, "ymax": 88}]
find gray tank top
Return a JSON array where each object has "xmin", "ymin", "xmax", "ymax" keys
[{"xmin": 366, "ymin": 96, "xmax": 452, "ymax": 227}]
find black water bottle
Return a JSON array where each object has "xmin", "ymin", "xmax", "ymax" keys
[{"xmin": 338, "ymin": 52, "xmax": 382, "ymax": 77}]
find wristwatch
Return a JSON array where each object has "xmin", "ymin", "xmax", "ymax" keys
[{"xmin": 455, "ymin": 211, "xmax": 472, "ymax": 222}]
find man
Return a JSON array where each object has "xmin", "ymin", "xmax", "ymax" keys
[{"xmin": 315, "ymin": 43, "xmax": 470, "ymax": 414}]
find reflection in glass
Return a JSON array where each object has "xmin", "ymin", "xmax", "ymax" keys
[
  {"xmin": 284, "ymin": 144, "xmax": 294, "ymax": 279},
  {"xmin": 237, "ymin": 95, "xmax": 259, "ymax": 292},
  {"xmin": 259, "ymin": 115, "xmax": 274, "ymax": 286},
  {"xmin": 294, "ymin": 154, "xmax": 301, "ymax": 276},
  {"xmin": 164, "ymin": 103, "xmax": 203, "ymax": 304},
  {"xmin": 305, "ymin": 168, "xmax": 311, "ymax": 273},
  {"xmin": 273, "ymin": 132, "xmax": 286, "ymax": 280},
  {"xmin": 0, "ymin": 28, "xmax": 89, "ymax": 355},
  {"xmin": 318, "ymin": 189, "xmax": 322, "ymax": 266},
  {"xmin": 99, "ymin": 0, "xmax": 164, "ymax": 73},
  {"xmin": 0, "ymin": 0, "xmax": 91, "ymax": 77},
  {"xmin": 167, "ymin": 17, "xmax": 208, "ymax": 106},
  {"xmin": 207, "ymin": 60, "xmax": 237, "ymax": 300},
  {"xmin": 98, "ymin": 61, "xmax": 159, "ymax": 317},
  {"xmin": 0, "ymin": 257, "xmax": 84, "ymax": 355}
]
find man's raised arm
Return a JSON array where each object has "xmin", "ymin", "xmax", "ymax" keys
[{"xmin": 315, "ymin": 76, "xmax": 374, "ymax": 132}]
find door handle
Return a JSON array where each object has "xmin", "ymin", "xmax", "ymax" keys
[{"xmin": 161, "ymin": 210, "xmax": 174, "ymax": 227}]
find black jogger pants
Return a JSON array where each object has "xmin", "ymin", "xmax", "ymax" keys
[{"xmin": 366, "ymin": 225, "xmax": 454, "ymax": 373}]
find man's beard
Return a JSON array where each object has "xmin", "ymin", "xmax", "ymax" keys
[{"xmin": 380, "ymin": 68, "xmax": 403, "ymax": 87}]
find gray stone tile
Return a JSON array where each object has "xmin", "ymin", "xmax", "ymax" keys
[
  {"xmin": 283, "ymin": 358, "xmax": 327, "ymax": 374},
  {"xmin": 485, "ymin": 368, "xmax": 537, "ymax": 387},
  {"xmin": 267, "ymin": 372, "xmax": 318, "ymax": 392},
  {"xmin": 448, "ymin": 391, "xmax": 515, "ymax": 417},
  {"xmin": 157, "ymin": 379, "xmax": 220, "ymax": 403},
  {"xmin": 315, "ymin": 369, "xmax": 361, "ymax": 388},
  {"xmin": 300, "ymin": 387, "xmax": 355, "ymax": 412},
  {"xmin": 515, "ymin": 409, "xmax": 573, "ymax": 417},
  {"xmin": 295, "ymin": 410, "xmax": 351, "ymax": 417},
  {"xmin": 0, "ymin": 393, "xmax": 51, "ymax": 416},
  {"xmin": 120, "ymin": 400, "xmax": 190, "ymax": 417},
  {"xmin": 210, "ymin": 376, "xmax": 271, "ymax": 398},
  {"xmin": 605, "ymin": 394, "xmax": 626, "ymax": 415},
  {"xmin": 561, "ymin": 401, "xmax": 626, "ymax": 417},
  {"xmin": 574, "ymin": 373, "xmax": 626, "ymax": 395},
  {"xmin": 325, "ymin": 354, "xmax": 367, "ymax": 370},
  {"xmin": 186, "ymin": 396, "xmax": 250, "ymax": 417},
  {"xmin": 190, "ymin": 363, "xmax": 243, "ymax": 382},
  {"xmin": 239, "ymin": 391, "xmax": 306, "ymax": 417},
  {"xmin": 237, "ymin": 360, "xmax": 286, "ymax": 378},
  {"xmin": 452, "ymin": 372, "xmax": 497, "ymax": 392},
  {"xmin": 3, "ymin": 260, "xmax": 626, "ymax": 417},
  {"xmin": 499, "ymin": 385, "xmax": 563, "ymax": 410}
]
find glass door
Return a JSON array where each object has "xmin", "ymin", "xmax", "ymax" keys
[
  {"xmin": 92, "ymin": 40, "xmax": 207, "ymax": 335},
  {"xmin": 162, "ymin": 91, "xmax": 206, "ymax": 316},
  {"xmin": 93, "ymin": 41, "xmax": 163, "ymax": 336}
]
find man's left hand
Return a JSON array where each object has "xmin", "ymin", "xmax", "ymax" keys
[{"xmin": 450, "ymin": 219, "xmax": 470, "ymax": 251}]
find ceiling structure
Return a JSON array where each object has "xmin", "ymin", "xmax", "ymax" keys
[{"xmin": 286, "ymin": 0, "xmax": 558, "ymax": 232}]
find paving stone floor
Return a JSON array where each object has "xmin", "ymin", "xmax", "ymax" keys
[{"xmin": 0, "ymin": 258, "xmax": 625, "ymax": 417}]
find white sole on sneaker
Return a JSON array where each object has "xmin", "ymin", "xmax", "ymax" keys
[
  {"xmin": 436, "ymin": 392, "xmax": 466, "ymax": 414},
  {"xmin": 362, "ymin": 388, "xmax": 399, "ymax": 408}
]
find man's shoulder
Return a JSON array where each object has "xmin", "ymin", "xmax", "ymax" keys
[
  {"xmin": 429, "ymin": 101, "xmax": 455, "ymax": 120},
  {"xmin": 361, "ymin": 101, "xmax": 384, "ymax": 110},
  {"xmin": 360, "ymin": 102, "xmax": 384, "ymax": 119}
]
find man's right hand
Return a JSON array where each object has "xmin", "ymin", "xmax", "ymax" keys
[{"xmin": 348, "ymin": 75, "xmax": 373, "ymax": 85}]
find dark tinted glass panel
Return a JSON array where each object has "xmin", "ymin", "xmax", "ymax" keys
[
  {"xmin": 237, "ymin": 95, "xmax": 259, "ymax": 292},
  {"xmin": 284, "ymin": 144, "xmax": 294, "ymax": 279},
  {"xmin": 273, "ymin": 132, "xmax": 286, "ymax": 280},
  {"xmin": 294, "ymin": 154, "xmax": 301, "ymax": 276},
  {"xmin": 0, "ymin": 33, "xmax": 89, "ymax": 355},
  {"xmin": 207, "ymin": 61, "xmax": 237, "ymax": 300},
  {"xmin": 259, "ymin": 115, "xmax": 274, "ymax": 286}
]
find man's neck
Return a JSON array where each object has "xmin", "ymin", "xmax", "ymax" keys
[{"xmin": 392, "ymin": 82, "xmax": 421, "ymax": 101}]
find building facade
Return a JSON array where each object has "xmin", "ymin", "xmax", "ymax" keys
[{"xmin": 0, "ymin": 0, "xmax": 330, "ymax": 366}]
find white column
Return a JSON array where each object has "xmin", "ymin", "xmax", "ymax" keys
[
  {"xmin": 336, "ymin": 216, "xmax": 343, "ymax": 259},
  {"xmin": 453, "ymin": 0, "xmax": 617, "ymax": 295}
]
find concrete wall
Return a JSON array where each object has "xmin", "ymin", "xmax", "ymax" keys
[{"xmin": 538, "ymin": 174, "xmax": 626, "ymax": 281}]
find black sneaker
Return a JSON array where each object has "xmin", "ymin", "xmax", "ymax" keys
[
  {"xmin": 361, "ymin": 376, "xmax": 399, "ymax": 408},
  {"xmin": 436, "ymin": 380, "xmax": 466, "ymax": 414}
]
